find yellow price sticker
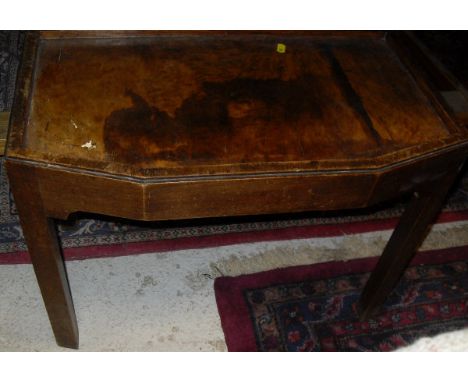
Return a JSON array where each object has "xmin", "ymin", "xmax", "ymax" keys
[{"xmin": 276, "ymin": 43, "xmax": 286, "ymax": 53}]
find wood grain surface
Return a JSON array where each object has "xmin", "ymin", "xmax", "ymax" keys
[
  {"xmin": 7, "ymin": 32, "xmax": 467, "ymax": 178},
  {"xmin": 0, "ymin": 112, "xmax": 9, "ymax": 155}
]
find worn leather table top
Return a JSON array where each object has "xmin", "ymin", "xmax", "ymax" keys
[{"xmin": 7, "ymin": 31, "xmax": 468, "ymax": 178}]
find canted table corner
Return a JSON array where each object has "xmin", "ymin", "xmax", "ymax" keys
[{"xmin": 6, "ymin": 31, "xmax": 468, "ymax": 349}]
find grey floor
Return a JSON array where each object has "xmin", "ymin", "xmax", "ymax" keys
[{"xmin": 1, "ymin": 219, "xmax": 468, "ymax": 351}]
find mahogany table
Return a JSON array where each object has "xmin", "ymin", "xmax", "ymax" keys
[{"xmin": 5, "ymin": 31, "xmax": 468, "ymax": 349}]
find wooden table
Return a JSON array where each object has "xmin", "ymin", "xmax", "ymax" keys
[{"xmin": 5, "ymin": 31, "xmax": 468, "ymax": 349}]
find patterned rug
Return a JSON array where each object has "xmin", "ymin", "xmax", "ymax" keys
[
  {"xmin": 0, "ymin": 31, "xmax": 24, "ymax": 112},
  {"xmin": 214, "ymin": 245, "xmax": 468, "ymax": 351}
]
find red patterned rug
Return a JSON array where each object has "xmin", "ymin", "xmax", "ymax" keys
[{"xmin": 214, "ymin": 246, "xmax": 468, "ymax": 351}]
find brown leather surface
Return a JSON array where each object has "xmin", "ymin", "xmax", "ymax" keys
[{"xmin": 7, "ymin": 32, "xmax": 467, "ymax": 178}]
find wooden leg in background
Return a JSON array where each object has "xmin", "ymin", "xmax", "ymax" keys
[
  {"xmin": 358, "ymin": 163, "xmax": 465, "ymax": 321},
  {"xmin": 7, "ymin": 163, "xmax": 79, "ymax": 349}
]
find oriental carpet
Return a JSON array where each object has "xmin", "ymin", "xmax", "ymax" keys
[{"xmin": 215, "ymin": 246, "xmax": 468, "ymax": 351}]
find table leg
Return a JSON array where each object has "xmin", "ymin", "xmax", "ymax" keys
[
  {"xmin": 7, "ymin": 164, "xmax": 79, "ymax": 349},
  {"xmin": 358, "ymin": 162, "xmax": 465, "ymax": 320}
]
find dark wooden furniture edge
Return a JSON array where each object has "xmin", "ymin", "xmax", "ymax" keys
[
  {"xmin": 7, "ymin": 162, "xmax": 79, "ymax": 349},
  {"xmin": 6, "ymin": 143, "xmax": 467, "ymax": 222},
  {"xmin": 6, "ymin": 31, "xmax": 39, "ymax": 153},
  {"xmin": 387, "ymin": 31, "xmax": 468, "ymax": 128},
  {"xmin": 38, "ymin": 30, "xmax": 386, "ymax": 39},
  {"xmin": 358, "ymin": 157, "xmax": 466, "ymax": 320},
  {"xmin": 0, "ymin": 111, "xmax": 9, "ymax": 155}
]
